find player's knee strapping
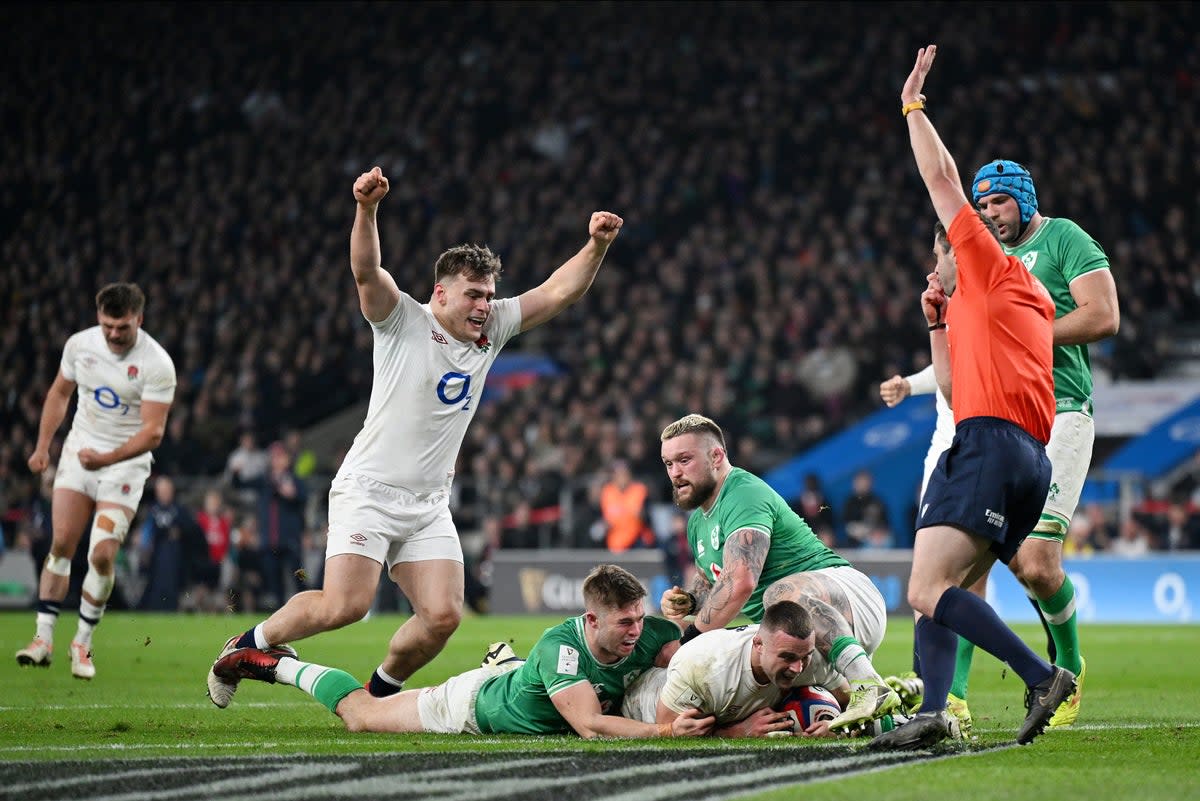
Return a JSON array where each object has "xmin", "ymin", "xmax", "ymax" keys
[
  {"xmin": 89, "ymin": 511, "xmax": 131, "ymax": 549},
  {"xmin": 82, "ymin": 512, "xmax": 129, "ymax": 603},
  {"xmin": 44, "ymin": 554, "xmax": 72, "ymax": 577}
]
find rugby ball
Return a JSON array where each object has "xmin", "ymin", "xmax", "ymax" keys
[{"xmin": 776, "ymin": 684, "xmax": 842, "ymax": 730}]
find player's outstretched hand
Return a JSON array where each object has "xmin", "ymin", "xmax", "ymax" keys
[
  {"xmin": 670, "ymin": 707, "xmax": 716, "ymax": 737},
  {"xmin": 901, "ymin": 44, "xmax": 937, "ymax": 106},
  {"xmin": 354, "ymin": 166, "xmax": 390, "ymax": 207},
  {"xmin": 660, "ymin": 585, "xmax": 693, "ymax": 621},
  {"xmin": 879, "ymin": 375, "xmax": 912, "ymax": 408},
  {"xmin": 589, "ymin": 211, "xmax": 623, "ymax": 245},
  {"xmin": 922, "ymin": 271, "xmax": 947, "ymax": 326}
]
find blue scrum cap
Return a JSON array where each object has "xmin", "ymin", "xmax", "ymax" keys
[{"xmin": 971, "ymin": 160, "xmax": 1038, "ymax": 224}]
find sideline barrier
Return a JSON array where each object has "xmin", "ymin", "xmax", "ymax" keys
[
  {"xmin": 489, "ymin": 549, "xmax": 1200, "ymax": 623},
  {"xmin": 490, "ymin": 550, "xmax": 668, "ymax": 615},
  {"xmin": 986, "ymin": 554, "xmax": 1199, "ymax": 624}
]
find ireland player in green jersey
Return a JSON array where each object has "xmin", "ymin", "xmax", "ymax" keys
[
  {"xmin": 656, "ymin": 414, "xmax": 901, "ymax": 734},
  {"xmin": 963, "ymin": 158, "xmax": 1120, "ymax": 727},
  {"xmin": 210, "ymin": 564, "xmax": 714, "ymax": 739}
]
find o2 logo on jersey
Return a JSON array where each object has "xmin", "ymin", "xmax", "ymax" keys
[
  {"xmin": 436, "ymin": 372, "xmax": 473, "ymax": 410},
  {"xmin": 94, "ymin": 386, "xmax": 130, "ymax": 415}
]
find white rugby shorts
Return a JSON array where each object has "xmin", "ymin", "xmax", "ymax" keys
[
  {"xmin": 620, "ymin": 666, "xmax": 669, "ymax": 724},
  {"xmin": 1031, "ymin": 411, "xmax": 1095, "ymax": 541},
  {"xmin": 417, "ymin": 664, "xmax": 519, "ymax": 734},
  {"xmin": 325, "ymin": 473, "xmax": 463, "ymax": 568},
  {"xmin": 53, "ymin": 442, "xmax": 150, "ymax": 517},
  {"xmin": 799, "ymin": 565, "xmax": 887, "ymax": 655}
]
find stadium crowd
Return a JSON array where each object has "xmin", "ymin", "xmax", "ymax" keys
[{"xmin": 2, "ymin": 3, "xmax": 1198, "ymax": 611}]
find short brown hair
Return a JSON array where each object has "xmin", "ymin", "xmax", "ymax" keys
[
  {"xmin": 96, "ymin": 283, "xmax": 145, "ymax": 317},
  {"xmin": 660, "ymin": 414, "xmax": 726, "ymax": 451},
  {"xmin": 933, "ymin": 221, "xmax": 950, "ymax": 254},
  {"xmin": 582, "ymin": 564, "xmax": 647, "ymax": 611},
  {"xmin": 434, "ymin": 244, "xmax": 503, "ymax": 285},
  {"xmin": 934, "ymin": 213, "xmax": 1000, "ymax": 252},
  {"xmin": 760, "ymin": 600, "xmax": 813, "ymax": 640}
]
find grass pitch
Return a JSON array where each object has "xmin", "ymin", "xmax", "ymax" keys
[{"xmin": 1, "ymin": 611, "xmax": 1197, "ymax": 800}]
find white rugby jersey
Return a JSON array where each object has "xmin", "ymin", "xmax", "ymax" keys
[
  {"xmin": 337, "ymin": 292, "xmax": 522, "ymax": 493},
  {"xmin": 60, "ymin": 326, "xmax": 177, "ymax": 452},
  {"xmin": 659, "ymin": 626, "xmax": 785, "ymax": 723}
]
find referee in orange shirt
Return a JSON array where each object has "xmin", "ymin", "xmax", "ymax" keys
[{"xmin": 871, "ymin": 46, "xmax": 1077, "ymax": 750}]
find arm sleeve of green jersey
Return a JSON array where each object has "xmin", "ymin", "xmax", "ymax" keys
[
  {"xmin": 644, "ymin": 616, "xmax": 683, "ymax": 654},
  {"xmin": 534, "ymin": 631, "xmax": 591, "ymax": 697},
  {"xmin": 719, "ymin": 479, "xmax": 777, "ymax": 541},
  {"xmin": 1057, "ymin": 219, "xmax": 1110, "ymax": 282}
]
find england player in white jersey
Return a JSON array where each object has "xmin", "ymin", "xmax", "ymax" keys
[
  {"xmin": 621, "ymin": 600, "xmax": 830, "ymax": 738},
  {"xmin": 208, "ymin": 166, "xmax": 624, "ymax": 708},
  {"xmin": 879, "ymin": 364, "xmax": 954, "ymax": 498},
  {"xmin": 17, "ymin": 283, "xmax": 176, "ymax": 679}
]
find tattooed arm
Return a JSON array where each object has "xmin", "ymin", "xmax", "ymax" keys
[{"xmin": 694, "ymin": 528, "xmax": 770, "ymax": 632}]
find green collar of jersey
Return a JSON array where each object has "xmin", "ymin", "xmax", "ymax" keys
[
  {"xmin": 570, "ymin": 616, "xmax": 632, "ymax": 668},
  {"xmin": 1004, "ymin": 216, "xmax": 1054, "ymax": 254}
]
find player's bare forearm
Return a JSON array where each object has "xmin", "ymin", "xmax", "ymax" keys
[
  {"xmin": 35, "ymin": 392, "xmax": 71, "ymax": 452},
  {"xmin": 906, "ymin": 111, "xmax": 966, "ymax": 228},
  {"xmin": 686, "ymin": 571, "xmax": 713, "ymax": 610},
  {"xmin": 695, "ymin": 529, "xmax": 766, "ymax": 630},
  {"xmin": 901, "ymin": 46, "xmax": 967, "ymax": 227},
  {"xmin": 97, "ymin": 424, "xmax": 165, "ymax": 467},
  {"xmin": 556, "ymin": 237, "xmax": 609, "ymax": 298},
  {"xmin": 555, "ymin": 684, "xmax": 707, "ymax": 739},
  {"xmin": 349, "ymin": 204, "xmax": 383, "ymax": 284},
  {"xmin": 930, "ymin": 329, "xmax": 952, "ymax": 406},
  {"xmin": 517, "ymin": 241, "xmax": 607, "ymax": 332}
]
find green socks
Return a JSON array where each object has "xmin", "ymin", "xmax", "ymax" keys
[
  {"xmin": 1038, "ymin": 576, "xmax": 1082, "ymax": 674},
  {"xmin": 278, "ymin": 658, "xmax": 364, "ymax": 714},
  {"xmin": 949, "ymin": 636, "xmax": 974, "ymax": 699}
]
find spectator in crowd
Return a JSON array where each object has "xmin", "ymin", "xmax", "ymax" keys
[
  {"xmin": 256, "ymin": 441, "xmax": 309, "ymax": 609},
  {"xmin": 229, "ymin": 513, "xmax": 266, "ymax": 613},
  {"xmin": 195, "ymin": 488, "xmax": 234, "ymax": 611},
  {"xmin": 225, "ymin": 431, "xmax": 269, "ymax": 509},
  {"xmin": 600, "ymin": 459, "xmax": 654, "ymax": 553},
  {"xmin": 138, "ymin": 476, "xmax": 203, "ymax": 611},
  {"xmin": 0, "ymin": 3, "xmax": 1196, "ymax": 566},
  {"xmin": 792, "ymin": 473, "xmax": 837, "ymax": 549},
  {"xmin": 842, "ymin": 470, "xmax": 891, "ymax": 549},
  {"xmin": 1164, "ymin": 498, "xmax": 1200, "ymax": 551},
  {"xmin": 1110, "ymin": 516, "xmax": 1154, "ymax": 556}
]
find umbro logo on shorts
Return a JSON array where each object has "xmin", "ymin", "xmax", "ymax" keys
[{"xmin": 350, "ymin": 533, "xmax": 368, "ymax": 545}]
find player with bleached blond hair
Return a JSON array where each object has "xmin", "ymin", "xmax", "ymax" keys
[
  {"xmin": 657, "ymin": 413, "xmax": 901, "ymax": 734},
  {"xmin": 17, "ymin": 282, "xmax": 176, "ymax": 679}
]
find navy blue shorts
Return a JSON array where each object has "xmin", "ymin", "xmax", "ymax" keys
[{"xmin": 917, "ymin": 416, "xmax": 1051, "ymax": 564}]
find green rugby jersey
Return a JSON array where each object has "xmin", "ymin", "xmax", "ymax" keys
[
  {"xmin": 1004, "ymin": 217, "xmax": 1110, "ymax": 415},
  {"xmin": 473, "ymin": 615, "xmax": 678, "ymax": 734},
  {"xmin": 688, "ymin": 468, "xmax": 848, "ymax": 623}
]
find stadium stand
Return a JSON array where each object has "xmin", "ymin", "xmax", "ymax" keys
[{"xmin": 2, "ymin": 3, "xmax": 1197, "ymax": 607}]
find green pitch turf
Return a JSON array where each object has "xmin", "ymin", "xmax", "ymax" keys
[{"xmin": 1, "ymin": 611, "xmax": 1197, "ymax": 800}]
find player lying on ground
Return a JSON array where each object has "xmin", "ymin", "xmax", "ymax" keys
[
  {"xmin": 210, "ymin": 564, "xmax": 714, "ymax": 738},
  {"xmin": 656, "ymin": 413, "xmax": 901, "ymax": 733}
]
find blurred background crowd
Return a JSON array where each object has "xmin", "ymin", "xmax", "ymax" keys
[{"xmin": 2, "ymin": 2, "xmax": 1198, "ymax": 613}]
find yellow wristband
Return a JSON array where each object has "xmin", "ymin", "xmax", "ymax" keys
[
  {"xmin": 902, "ymin": 100, "xmax": 926, "ymax": 117},
  {"xmin": 657, "ymin": 722, "xmax": 674, "ymax": 738}
]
